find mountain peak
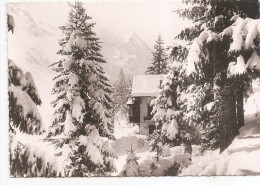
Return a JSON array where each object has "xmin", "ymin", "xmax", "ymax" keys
[
  {"xmin": 130, "ymin": 33, "xmax": 138, "ymax": 39},
  {"xmin": 122, "ymin": 33, "xmax": 150, "ymax": 50}
]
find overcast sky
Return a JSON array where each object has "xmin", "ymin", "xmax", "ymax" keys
[{"xmin": 9, "ymin": 1, "xmax": 190, "ymax": 47}]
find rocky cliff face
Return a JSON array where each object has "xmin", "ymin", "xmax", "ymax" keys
[{"xmin": 96, "ymin": 29, "xmax": 153, "ymax": 81}]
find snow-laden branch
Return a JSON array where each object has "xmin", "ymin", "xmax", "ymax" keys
[
  {"xmin": 185, "ymin": 16, "xmax": 260, "ymax": 77},
  {"xmin": 184, "ymin": 30, "xmax": 219, "ymax": 76}
]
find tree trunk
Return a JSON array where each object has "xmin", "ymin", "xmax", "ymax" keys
[
  {"xmin": 217, "ymin": 0, "xmax": 259, "ymax": 153},
  {"xmin": 219, "ymin": 97, "xmax": 238, "ymax": 153},
  {"xmin": 237, "ymin": 88, "xmax": 244, "ymax": 129}
]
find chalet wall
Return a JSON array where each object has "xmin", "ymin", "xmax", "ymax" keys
[
  {"xmin": 139, "ymin": 120, "xmax": 154, "ymax": 135},
  {"xmin": 139, "ymin": 97, "xmax": 155, "ymax": 135},
  {"xmin": 140, "ymin": 97, "xmax": 153, "ymax": 122}
]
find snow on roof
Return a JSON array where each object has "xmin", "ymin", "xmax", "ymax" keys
[{"xmin": 132, "ymin": 75, "xmax": 166, "ymax": 97}]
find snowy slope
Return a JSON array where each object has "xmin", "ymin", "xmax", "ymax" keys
[{"xmin": 7, "ymin": 4, "xmax": 59, "ymax": 129}]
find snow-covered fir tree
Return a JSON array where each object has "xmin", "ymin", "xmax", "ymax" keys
[
  {"xmin": 111, "ymin": 68, "xmax": 131, "ymax": 119},
  {"xmin": 145, "ymin": 34, "xmax": 168, "ymax": 75},
  {"xmin": 149, "ymin": 44, "xmax": 198, "ymax": 156},
  {"xmin": 119, "ymin": 145, "xmax": 143, "ymax": 176},
  {"xmin": 150, "ymin": 0, "xmax": 260, "ymax": 160},
  {"xmin": 47, "ymin": 2, "xmax": 116, "ymax": 176}
]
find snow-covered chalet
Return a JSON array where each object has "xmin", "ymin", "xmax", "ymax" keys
[{"xmin": 127, "ymin": 75, "xmax": 165, "ymax": 135}]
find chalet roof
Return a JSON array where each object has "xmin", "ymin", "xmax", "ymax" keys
[{"xmin": 132, "ymin": 75, "xmax": 166, "ymax": 97}]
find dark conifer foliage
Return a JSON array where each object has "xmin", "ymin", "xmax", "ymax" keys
[{"xmin": 146, "ymin": 34, "xmax": 168, "ymax": 75}]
